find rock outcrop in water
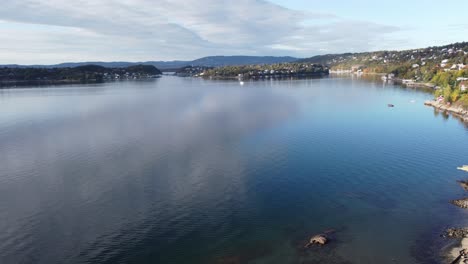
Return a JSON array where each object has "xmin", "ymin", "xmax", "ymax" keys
[
  {"xmin": 451, "ymin": 249, "xmax": 468, "ymax": 264},
  {"xmin": 451, "ymin": 198, "xmax": 468, "ymax": 209},
  {"xmin": 304, "ymin": 234, "xmax": 328, "ymax": 247},
  {"xmin": 458, "ymin": 181, "xmax": 468, "ymax": 191},
  {"xmin": 444, "ymin": 228, "xmax": 468, "ymax": 238},
  {"xmin": 424, "ymin": 100, "xmax": 468, "ymax": 123}
]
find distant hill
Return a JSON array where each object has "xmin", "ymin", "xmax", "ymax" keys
[
  {"xmin": 297, "ymin": 42, "xmax": 468, "ymax": 69},
  {"xmin": 2, "ymin": 56, "xmax": 299, "ymax": 70}
]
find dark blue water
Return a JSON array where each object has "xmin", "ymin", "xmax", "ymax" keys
[{"xmin": 0, "ymin": 76, "xmax": 467, "ymax": 264}]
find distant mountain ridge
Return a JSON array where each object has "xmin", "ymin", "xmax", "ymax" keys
[{"xmin": 1, "ymin": 56, "xmax": 299, "ymax": 70}]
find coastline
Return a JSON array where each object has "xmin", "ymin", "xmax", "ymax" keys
[
  {"xmin": 331, "ymin": 71, "xmax": 437, "ymax": 90},
  {"xmin": 204, "ymin": 72, "xmax": 329, "ymax": 80},
  {"xmin": 0, "ymin": 79, "xmax": 104, "ymax": 87},
  {"xmin": 393, "ymin": 79, "xmax": 436, "ymax": 90},
  {"xmin": 0, "ymin": 77, "xmax": 161, "ymax": 88},
  {"xmin": 450, "ymin": 238, "xmax": 468, "ymax": 262},
  {"xmin": 424, "ymin": 100, "xmax": 468, "ymax": 123}
]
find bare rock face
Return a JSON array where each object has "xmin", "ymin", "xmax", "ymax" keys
[
  {"xmin": 451, "ymin": 198, "xmax": 468, "ymax": 209},
  {"xmin": 311, "ymin": 235, "xmax": 327, "ymax": 245},
  {"xmin": 304, "ymin": 234, "xmax": 328, "ymax": 247},
  {"xmin": 443, "ymin": 228, "xmax": 468, "ymax": 238},
  {"xmin": 458, "ymin": 181, "xmax": 468, "ymax": 191}
]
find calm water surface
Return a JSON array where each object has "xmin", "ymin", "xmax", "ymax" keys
[{"xmin": 1, "ymin": 76, "xmax": 468, "ymax": 264}]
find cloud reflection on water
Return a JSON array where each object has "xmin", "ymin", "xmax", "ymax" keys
[{"xmin": 0, "ymin": 79, "xmax": 298, "ymax": 263}]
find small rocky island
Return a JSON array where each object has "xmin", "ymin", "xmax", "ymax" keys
[
  {"xmin": 201, "ymin": 63, "xmax": 329, "ymax": 79},
  {"xmin": 0, "ymin": 64, "xmax": 162, "ymax": 86}
]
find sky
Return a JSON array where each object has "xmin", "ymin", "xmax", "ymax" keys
[{"xmin": 0, "ymin": 0, "xmax": 467, "ymax": 64}]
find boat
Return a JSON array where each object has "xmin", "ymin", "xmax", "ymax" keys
[{"xmin": 388, "ymin": 104, "xmax": 395, "ymax": 107}]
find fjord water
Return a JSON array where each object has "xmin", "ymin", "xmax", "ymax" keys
[{"xmin": 1, "ymin": 76, "xmax": 468, "ymax": 264}]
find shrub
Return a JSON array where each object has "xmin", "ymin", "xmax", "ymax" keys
[
  {"xmin": 459, "ymin": 94, "xmax": 468, "ymax": 109},
  {"xmin": 451, "ymin": 89, "xmax": 461, "ymax": 103},
  {"xmin": 443, "ymin": 86, "xmax": 453, "ymax": 103}
]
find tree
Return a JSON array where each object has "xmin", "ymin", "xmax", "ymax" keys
[{"xmin": 443, "ymin": 85, "xmax": 453, "ymax": 103}]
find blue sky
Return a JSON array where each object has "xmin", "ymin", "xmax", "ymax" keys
[
  {"xmin": 271, "ymin": 0, "xmax": 468, "ymax": 47},
  {"xmin": 0, "ymin": 0, "xmax": 467, "ymax": 64}
]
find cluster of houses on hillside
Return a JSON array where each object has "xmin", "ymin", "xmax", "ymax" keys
[
  {"xmin": 237, "ymin": 64, "xmax": 329, "ymax": 79},
  {"xmin": 102, "ymin": 72, "xmax": 160, "ymax": 80},
  {"xmin": 324, "ymin": 43, "xmax": 468, "ymax": 71},
  {"xmin": 175, "ymin": 66, "xmax": 213, "ymax": 77},
  {"xmin": 202, "ymin": 63, "xmax": 329, "ymax": 79}
]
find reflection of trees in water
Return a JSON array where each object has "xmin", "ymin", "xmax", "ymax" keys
[{"xmin": 433, "ymin": 107, "xmax": 468, "ymax": 129}]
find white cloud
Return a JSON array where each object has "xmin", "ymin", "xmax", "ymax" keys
[{"xmin": 0, "ymin": 0, "xmax": 401, "ymax": 64}]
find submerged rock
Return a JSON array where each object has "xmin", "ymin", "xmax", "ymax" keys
[
  {"xmin": 443, "ymin": 228, "xmax": 468, "ymax": 238},
  {"xmin": 451, "ymin": 198, "xmax": 468, "ymax": 209},
  {"xmin": 305, "ymin": 234, "xmax": 328, "ymax": 247},
  {"xmin": 458, "ymin": 181, "xmax": 468, "ymax": 191}
]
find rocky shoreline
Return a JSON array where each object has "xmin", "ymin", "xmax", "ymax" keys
[
  {"xmin": 443, "ymin": 167, "xmax": 468, "ymax": 263},
  {"xmin": 424, "ymin": 100, "xmax": 468, "ymax": 123}
]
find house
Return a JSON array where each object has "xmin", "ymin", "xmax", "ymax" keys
[
  {"xmin": 441, "ymin": 59, "xmax": 449, "ymax": 67},
  {"xmin": 412, "ymin": 64, "xmax": 420, "ymax": 68},
  {"xmin": 461, "ymin": 81, "xmax": 467, "ymax": 92}
]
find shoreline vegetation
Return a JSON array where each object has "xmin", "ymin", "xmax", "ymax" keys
[
  {"xmin": 303, "ymin": 42, "xmax": 468, "ymax": 112},
  {"xmin": 0, "ymin": 64, "xmax": 162, "ymax": 87}
]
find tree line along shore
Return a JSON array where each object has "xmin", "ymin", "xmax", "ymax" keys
[
  {"xmin": 2, "ymin": 42, "xmax": 467, "ymax": 110},
  {"xmin": 305, "ymin": 42, "xmax": 468, "ymax": 110},
  {"xmin": 0, "ymin": 64, "xmax": 162, "ymax": 86}
]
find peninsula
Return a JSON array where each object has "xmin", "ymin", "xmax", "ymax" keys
[
  {"xmin": 0, "ymin": 64, "xmax": 162, "ymax": 86},
  {"xmin": 200, "ymin": 63, "xmax": 329, "ymax": 79}
]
